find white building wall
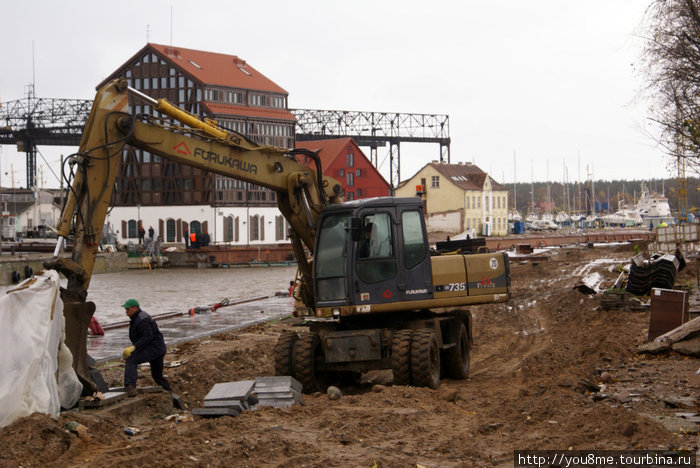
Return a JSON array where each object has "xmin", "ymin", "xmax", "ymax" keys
[{"xmin": 105, "ymin": 205, "xmax": 291, "ymax": 245}]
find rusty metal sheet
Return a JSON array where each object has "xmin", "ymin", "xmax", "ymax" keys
[{"xmin": 648, "ymin": 288, "xmax": 690, "ymax": 341}]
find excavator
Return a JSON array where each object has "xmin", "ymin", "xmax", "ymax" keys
[{"xmin": 46, "ymin": 79, "xmax": 510, "ymax": 395}]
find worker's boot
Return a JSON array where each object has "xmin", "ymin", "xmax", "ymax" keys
[{"xmin": 126, "ymin": 385, "xmax": 137, "ymax": 397}]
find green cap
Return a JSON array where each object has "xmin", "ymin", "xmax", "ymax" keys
[{"xmin": 121, "ymin": 298, "xmax": 140, "ymax": 308}]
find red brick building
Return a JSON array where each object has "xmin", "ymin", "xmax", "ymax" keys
[{"xmin": 294, "ymin": 138, "xmax": 390, "ymax": 200}]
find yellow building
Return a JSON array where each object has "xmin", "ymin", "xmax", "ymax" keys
[{"xmin": 395, "ymin": 162, "xmax": 509, "ymax": 236}]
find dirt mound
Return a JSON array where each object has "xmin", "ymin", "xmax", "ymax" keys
[{"xmin": 1, "ymin": 246, "xmax": 697, "ymax": 467}]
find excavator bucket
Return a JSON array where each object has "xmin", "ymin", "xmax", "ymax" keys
[{"xmin": 62, "ymin": 297, "xmax": 98, "ymax": 394}]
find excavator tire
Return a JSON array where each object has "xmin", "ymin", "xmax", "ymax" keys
[
  {"xmin": 293, "ymin": 332, "xmax": 325, "ymax": 394},
  {"xmin": 443, "ymin": 322, "xmax": 470, "ymax": 380},
  {"xmin": 410, "ymin": 329, "xmax": 440, "ymax": 389},
  {"xmin": 273, "ymin": 331, "xmax": 298, "ymax": 377},
  {"xmin": 391, "ymin": 330, "xmax": 413, "ymax": 386}
]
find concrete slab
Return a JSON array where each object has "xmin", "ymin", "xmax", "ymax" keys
[
  {"xmin": 254, "ymin": 390, "xmax": 302, "ymax": 399},
  {"xmin": 192, "ymin": 407, "xmax": 241, "ymax": 418},
  {"xmin": 139, "ymin": 386, "xmax": 165, "ymax": 394},
  {"xmin": 255, "ymin": 397, "xmax": 304, "ymax": 408},
  {"xmin": 79, "ymin": 391, "xmax": 127, "ymax": 409},
  {"xmin": 204, "ymin": 380, "xmax": 255, "ymax": 401},
  {"xmin": 255, "ymin": 385, "xmax": 303, "ymax": 394},
  {"xmin": 203, "ymin": 399, "xmax": 249, "ymax": 410},
  {"xmin": 100, "ymin": 397, "xmax": 148, "ymax": 416},
  {"xmin": 255, "ymin": 376, "xmax": 302, "ymax": 393}
]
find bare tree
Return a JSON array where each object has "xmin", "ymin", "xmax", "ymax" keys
[{"xmin": 642, "ymin": 0, "xmax": 700, "ymax": 171}]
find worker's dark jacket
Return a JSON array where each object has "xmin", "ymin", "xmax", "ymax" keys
[{"xmin": 129, "ymin": 309, "xmax": 166, "ymax": 355}]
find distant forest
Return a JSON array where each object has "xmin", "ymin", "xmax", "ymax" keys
[{"xmin": 507, "ymin": 178, "xmax": 700, "ymax": 215}]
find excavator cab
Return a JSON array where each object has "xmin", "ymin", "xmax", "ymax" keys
[{"xmin": 312, "ymin": 197, "xmax": 434, "ymax": 317}]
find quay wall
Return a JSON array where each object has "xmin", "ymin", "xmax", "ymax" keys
[{"xmin": 0, "ymin": 252, "xmax": 128, "ymax": 286}]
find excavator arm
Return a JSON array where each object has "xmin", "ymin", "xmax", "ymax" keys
[{"xmin": 45, "ymin": 79, "xmax": 341, "ymax": 391}]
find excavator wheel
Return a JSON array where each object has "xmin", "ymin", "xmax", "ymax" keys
[
  {"xmin": 442, "ymin": 322, "xmax": 470, "ymax": 380},
  {"xmin": 410, "ymin": 329, "xmax": 440, "ymax": 389},
  {"xmin": 293, "ymin": 332, "xmax": 327, "ymax": 394},
  {"xmin": 273, "ymin": 331, "xmax": 298, "ymax": 377},
  {"xmin": 391, "ymin": 330, "xmax": 413, "ymax": 386}
]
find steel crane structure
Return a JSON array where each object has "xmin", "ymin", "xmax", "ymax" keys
[
  {"xmin": 0, "ymin": 93, "xmax": 450, "ymax": 191},
  {"xmin": 292, "ymin": 109, "xmax": 450, "ymax": 190},
  {"xmin": 0, "ymin": 93, "xmax": 92, "ymax": 188}
]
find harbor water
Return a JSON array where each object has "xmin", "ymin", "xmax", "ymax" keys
[
  {"xmin": 84, "ymin": 265, "xmax": 296, "ymax": 324},
  {"xmin": 1, "ymin": 266, "xmax": 298, "ymax": 360}
]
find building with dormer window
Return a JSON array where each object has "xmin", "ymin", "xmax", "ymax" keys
[
  {"xmin": 395, "ymin": 162, "xmax": 508, "ymax": 236},
  {"xmin": 97, "ymin": 44, "xmax": 298, "ymax": 245}
]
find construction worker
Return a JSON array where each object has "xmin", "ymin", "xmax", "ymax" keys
[{"xmin": 121, "ymin": 298, "xmax": 171, "ymax": 396}]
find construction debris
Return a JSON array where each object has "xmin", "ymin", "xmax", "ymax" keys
[
  {"xmin": 192, "ymin": 377, "xmax": 304, "ymax": 417},
  {"xmin": 574, "ymin": 272, "xmax": 604, "ymax": 294},
  {"xmin": 626, "ymin": 252, "xmax": 684, "ymax": 296},
  {"xmin": 638, "ymin": 315, "xmax": 700, "ymax": 356}
]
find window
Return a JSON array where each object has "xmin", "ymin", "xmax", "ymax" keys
[
  {"xmin": 224, "ymin": 216, "xmax": 233, "ymax": 242},
  {"xmin": 431, "ymin": 176, "xmax": 439, "ymax": 188},
  {"xmin": 339, "ymin": 169, "xmax": 345, "ymax": 177},
  {"xmin": 250, "ymin": 215, "xmax": 259, "ymax": 241},
  {"xmin": 315, "ymin": 214, "xmax": 350, "ymax": 301},
  {"xmin": 347, "ymin": 191, "xmax": 354, "ymax": 200},
  {"xmin": 346, "ymin": 152, "xmax": 354, "ymax": 167},
  {"xmin": 466, "ymin": 196, "xmax": 470, "ymax": 209},
  {"xmin": 128, "ymin": 220, "xmax": 137, "ymax": 238},
  {"xmin": 356, "ymin": 212, "xmax": 396, "ymax": 284},
  {"xmin": 190, "ymin": 221, "xmax": 201, "ymax": 234},
  {"xmin": 347, "ymin": 172, "xmax": 354, "ymax": 187},
  {"xmin": 402, "ymin": 210, "xmax": 427, "ymax": 269},
  {"xmin": 356, "ymin": 169, "xmax": 361, "ymax": 177},
  {"xmin": 166, "ymin": 219, "xmax": 176, "ymax": 242},
  {"xmin": 477, "ymin": 198, "xmax": 481, "ymax": 208},
  {"xmin": 356, "ymin": 188, "xmax": 362, "ymax": 197},
  {"xmin": 275, "ymin": 215, "xmax": 285, "ymax": 240}
]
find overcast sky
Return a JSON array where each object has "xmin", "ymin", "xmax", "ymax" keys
[{"xmin": 0, "ymin": 0, "xmax": 668, "ymax": 189}]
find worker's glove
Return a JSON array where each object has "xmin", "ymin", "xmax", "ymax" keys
[{"xmin": 122, "ymin": 346, "xmax": 136, "ymax": 359}]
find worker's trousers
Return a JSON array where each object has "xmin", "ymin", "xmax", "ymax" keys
[{"xmin": 124, "ymin": 346, "xmax": 172, "ymax": 391}]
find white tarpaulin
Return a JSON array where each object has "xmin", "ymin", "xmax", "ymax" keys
[{"xmin": 0, "ymin": 270, "xmax": 82, "ymax": 427}]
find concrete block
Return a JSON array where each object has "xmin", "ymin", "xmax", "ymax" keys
[
  {"xmin": 204, "ymin": 380, "xmax": 255, "ymax": 402},
  {"xmin": 102, "ymin": 398, "xmax": 147, "ymax": 416},
  {"xmin": 255, "ymin": 396, "xmax": 304, "ymax": 408},
  {"xmin": 139, "ymin": 386, "xmax": 165, "ymax": 394},
  {"xmin": 255, "ymin": 390, "xmax": 302, "ymax": 399},
  {"xmin": 203, "ymin": 399, "xmax": 249, "ymax": 410},
  {"xmin": 255, "ymin": 376, "xmax": 302, "ymax": 393},
  {"xmin": 192, "ymin": 407, "xmax": 241, "ymax": 418},
  {"xmin": 79, "ymin": 391, "xmax": 127, "ymax": 409}
]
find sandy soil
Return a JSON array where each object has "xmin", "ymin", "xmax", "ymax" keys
[{"xmin": 1, "ymin": 245, "xmax": 698, "ymax": 467}]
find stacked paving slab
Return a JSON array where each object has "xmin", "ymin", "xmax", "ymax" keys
[
  {"xmin": 193, "ymin": 380, "xmax": 255, "ymax": 417},
  {"xmin": 254, "ymin": 376, "xmax": 304, "ymax": 408},
  {"xmin": 193, "ymin": 376, "xmax": 303, "ymax": 417},
  {"xmin": 626, "ymin": 253, "xmax": 685, "ymax": 296}
]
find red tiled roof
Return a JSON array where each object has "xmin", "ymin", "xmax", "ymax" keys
[
  {"xmin": 201, "ymin": 102, "xmax": 296, "ymax": 121},
  {"xmin": 294, "ymin": 137, "xmax": 355, "ymax": 168},
  {"xmin": 149, "ymin": 43, "xmax": 288, "ymax": 94},
  {"xmin": 429, "ymin": 162, "xmax": 508, "ymax": 191}
]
